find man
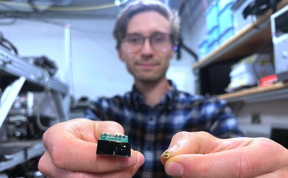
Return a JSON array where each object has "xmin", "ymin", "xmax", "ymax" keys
[{"xmin": 38, "ymin": 1, "xmax": 288, "ymax": 178}]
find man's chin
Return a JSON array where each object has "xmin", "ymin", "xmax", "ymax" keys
[{"xmin": 135, "ymin": 76, "xmax": 164, "ymax": 83}]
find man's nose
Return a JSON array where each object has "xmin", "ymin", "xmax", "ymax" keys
[{"xmin": 141, "ymin": 38, "xmax": 154, "ymax": 55}]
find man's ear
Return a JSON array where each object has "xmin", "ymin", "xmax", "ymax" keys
[
  {"xmin": 117, "ymin": 48, "xmax": 125, "ymax": 62},
  {"xmin": 169, "ymin": 46, "xmax": 175, "ymax": 59}
]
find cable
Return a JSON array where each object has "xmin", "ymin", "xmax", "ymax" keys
[
  {"xmin": 0, "ymin": 1, "xmax": 20, "ymax": 11},
  {"xmin": 33, "ymin": 68, "xmax": 58, "ymax": 131},
  {"xmin": 183, "ymin": 0, "xmax": 193, "ymax": 30},
  {"xmin": 0, "ymin": 9, "xmax": 112, "ymax": 35},
  {"xmin": 28, "ymin": 0, "xmax": 39, "ymax": 13},
  {"xmin": 16, "ymin": 17, "xmax": 112, "ymax": 35},
  {"xmin": 0, "ymin": 18, "xmax": 18, "ymax": 25},
  {"xmin": 0, "ymin": 0, "xmax": 129, "ymax": 11},
  {"xmin": 0, "ymin": 31, "xmax": 18, "ymax": 54},
  {"xmin": 176, "ymin": 0, "xmax": 198, "ymax": 61}
]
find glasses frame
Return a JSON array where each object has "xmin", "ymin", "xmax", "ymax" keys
[{"xmin": 121, "ymin": 32, "xmax": 174, "ymax": 53}]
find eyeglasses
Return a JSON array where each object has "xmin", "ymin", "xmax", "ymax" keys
[{"xmin": 121, "ymin": 33, "xmax": 173, "ymax": 53}]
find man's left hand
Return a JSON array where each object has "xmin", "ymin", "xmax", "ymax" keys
[{"xmin": 161, "ymin": 131, "xmax": 288, "ymax": 178}]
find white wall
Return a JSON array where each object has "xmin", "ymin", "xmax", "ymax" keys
[
  {"xmin": 234, "ymin": 99, "xmax": 288, "ymax": 137},
  {"xmin": 1, "ymin": 18, "xmax": 131, "ymax": 99},
  {"xmin": 66, "ymin": 18, "xmax": 134, "ymax": 98}
]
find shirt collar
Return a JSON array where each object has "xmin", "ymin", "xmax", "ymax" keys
[{"xmin": 130, "ymin": 80, "xmax": 177, "ymax": 109}]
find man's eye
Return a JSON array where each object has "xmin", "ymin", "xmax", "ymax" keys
[
  {"xmin": 155, "ymin": 37, "xmax": 164, "ymax": 42},
  {"xmin": 152, "ymin": 35, "xmax": 165, "ymax": 43},
  {"xmin": 127, "ymin": 37, "xmax": 141, "ymax": 43}
]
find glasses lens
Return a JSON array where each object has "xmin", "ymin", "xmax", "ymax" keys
[
  {"xmin": 122, "ymin": 34, "xmax": 143, "ymax": 53},
  {"xmin": 122, "ymin": 33, "xmax": 172, "ymax": 53},
  {"xmin": 151, "ymin": 33, "xmax": 172, "ymax": 52}
]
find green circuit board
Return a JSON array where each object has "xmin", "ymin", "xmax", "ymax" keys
[{"xmin": 100, "ymin": 133, "xmax": 129, "ymax": 142}]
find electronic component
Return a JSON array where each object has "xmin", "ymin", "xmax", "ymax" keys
[
  {"xmin": 162, "ymin": 151, "xmax": 171, "ymax": 159},
  {"xmin": 96, "ymin": 133, "xmax": 131, "ymax": 157},
  {"xmin": 271, "ymin": 5, "xmax": 288, "ymax": 74}
]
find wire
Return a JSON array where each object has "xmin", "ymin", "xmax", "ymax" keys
[
  {"xmin": 28, "ymin": 0, "xmax": 39, "ymax": 13},
  {"xmin": 2, "ymin": 38, "xmax": 18, "ymax": 54},
  {"xmin": 17, "ymin": 17, "xmax": 111, "ymax": 35},
  {"xmin": 0, "ymin": 18, "xmax": 18, "ymax": 25},
  {"xmin": 0, "ymin": 32, "xmax": 18, "ymax": 54},
  {"xmin": 33, "ymin": 68, "xmax": 60, "ymax": 131},
  {"xmin": 35, "ymin": 69, "xmax": 50, "ymax": 131},
  {"xmin": 0, "ymin": 2, "xmax": 118, "ymax": 34},
  {"xmin": 0, "ymin": 0, "xmax": 129, "ymax": 11},
  {"xmin": 0, "ymin": 1, "xmax": 20, "ymax": 11}
]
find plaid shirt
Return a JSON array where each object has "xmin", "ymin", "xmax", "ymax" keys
[{"xmin": 86, "ymin": 81, "xmax": 243, "ymax": 178}]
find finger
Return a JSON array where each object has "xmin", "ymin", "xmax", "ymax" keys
[
  {"xmin": 44, "ymin": 119, "xmax": 125, "ymax": 144},
  {"xmin": 42, "ymin": 119, "xmax": 143, "ymax": 173},
  {"xmin": 254, "ymin": 168, "xmax": 288, "ymax": 178},
  {"xmin": 163, "ymin": 137, "xmax": 288, "ymax": 177},
  {"xmin": 91, "ymin": 154, "xmax": 145, "ymax": 178},
  {"xmin": 38, "ymin": 151, "xmax": 97, "ymax": 178},
  {"xmin": 39, "ymin": 150, "xmax": 144, "ymax": 178},
  {"xmin": 161, "ymin": 131, "xmax": 252, "ymax": 164}
]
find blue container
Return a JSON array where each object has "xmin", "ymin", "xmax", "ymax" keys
[
  {"xmin": 218, "ymin": 0, "xmax": 235, "ymax": 12},
  {"xmin": 219, "ymin": 27, "xmax": 234, "ymax": 44},
  {"xmin": 207, "ymin": 39, "xmax": 219, "ymax": 54},
  {"xmin": 198, "ymin": 39, "xmax": 209, "ymax": 60},
  {"xmin": 206, "ymin": 1, "xmax": 219, "ymax": 32},
  {"xmin": 207, "ymin": 26, "xmax": 219, "ymax": 42},
  {"xmin": 218, "ymin": 2, "xmax": 234, "ymax": 34}
]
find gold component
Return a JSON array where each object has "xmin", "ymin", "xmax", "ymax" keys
[{"xmin": 162, "ymin": 151, "xmax": 171, "ymax": 159}]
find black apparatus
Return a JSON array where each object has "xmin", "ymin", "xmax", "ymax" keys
[{"xmin": 175, "ymin": 0, "xmax": 198, "ymax": 62}]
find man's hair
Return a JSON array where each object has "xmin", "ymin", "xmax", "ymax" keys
[{"xmin": 113, "ymin": 0, "xmax": 180, "ymax": 49}]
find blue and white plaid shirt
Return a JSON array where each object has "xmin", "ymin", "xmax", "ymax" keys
[{"xmin": 86, "ymin": 80, "xmax": 243, "ymax": 178}]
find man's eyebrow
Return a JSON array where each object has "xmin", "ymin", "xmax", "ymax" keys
[
  {"xmin": 126, "ymin": 31, "xmax": 168, "ymax": 36},
  {"xmin": 126, "ymin": 33, "xmax": 141, "ymax": 36}
]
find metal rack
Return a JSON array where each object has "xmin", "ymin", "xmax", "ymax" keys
[
  {"xmin": 0, "ymin": 46, "xmax": 68, "ymax": 95},
  {"xmin": 0, "ymin": 45, "xmax": 69, "ymax": 172},
  {"xmin": 0, "ymin": 140, "xmax": 44, "ymax": 172},
  {"xmin": 0, "ymin": 45, "xmax": 69, "ymax": 127}
]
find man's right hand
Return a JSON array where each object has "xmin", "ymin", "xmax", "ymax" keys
[{"xmin": 38, "ymin": 119, "xmax": 145, "ymax": 178}]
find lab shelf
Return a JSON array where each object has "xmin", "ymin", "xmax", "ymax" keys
[
  {"xmin": 193, "ymin": 0, "xmax": 288, "ymax": 70},
  {"xmin": 0, "ymin": 43, "xmax": 68, "ymax": 173},
  {"xmin": 0, "ymin": 45, "xmax": 69, "ymax": 128},
  {"xmin": 0, "ymin": 140, "xmax": 44, "ymax": 172},
  {"xmin": 0, "ymin": 46, "xmax": 68, "ymax": 95},
  {"xmin": 218, "ymin": 82, "xmax": 288, "ymax": 103}
]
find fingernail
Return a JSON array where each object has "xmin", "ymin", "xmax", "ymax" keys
[
  {"xmin": 167, "ymin": 144, "xmax": 180, "ymax": 152},
  {"xmin": 165, "ymin": 162, "xmax": 183, "ymax": 176}
]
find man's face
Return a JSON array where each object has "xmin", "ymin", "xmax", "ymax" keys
[{"xmin": 118, "ymin": 11, "xmax": 174, "ymax": 83}]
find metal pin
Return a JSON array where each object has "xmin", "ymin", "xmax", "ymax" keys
[{"xmin": 162, "ymin": 151, "xmax": 171, "ymax": 159}]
